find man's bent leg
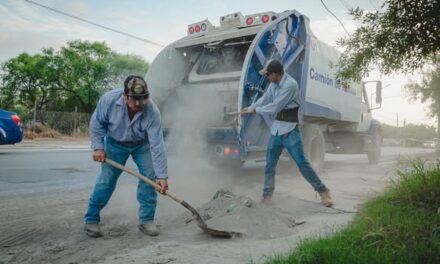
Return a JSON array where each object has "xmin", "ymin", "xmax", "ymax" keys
[
  {"xmin": 84, "ymin": 139, "xmax": 130, "ymax": 223},
  {"xmin": 263, "ymin": 135, "xmax": 284, "ymax": 198},
  {"xmin": 284, "ymin": 128, "xmax": 327, "ymax": 193},
  {"xmin": 132, "ymin": 144, "xmax": 157, "ymax": 224}
]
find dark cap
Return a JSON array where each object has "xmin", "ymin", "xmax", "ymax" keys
[
  {"xmin": 259, "ymin": 59, "xmax": 284, "ymax": 75},
  {"xmin": 124, "ymin": 76, "xmax": 149, "ymax": 98}
]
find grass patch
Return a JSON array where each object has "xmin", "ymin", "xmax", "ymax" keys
[{"xmin": 266, "ymin": 159, "xmax": 440, "ymax": 264}]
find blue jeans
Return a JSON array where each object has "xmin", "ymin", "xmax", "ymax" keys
[
  {"xmin": 263, "ymin": 126, "xmax": 326, "ymax": 198},
  {"xmin": 84, "ymin": 137, "xmax": 157, "ymax": 224}
]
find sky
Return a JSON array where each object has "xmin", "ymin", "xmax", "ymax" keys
[{"xmin": 0, "ymin": 0, "xmax": 435, "ymax": 127}]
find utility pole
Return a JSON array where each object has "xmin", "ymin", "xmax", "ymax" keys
[
  {"xmin": 33, "ymin": 100, "xmax": 37, "ymax": 125},
  {"xmin": 74, "ymin": 106, "xmax": 78, "ymax": 135}
]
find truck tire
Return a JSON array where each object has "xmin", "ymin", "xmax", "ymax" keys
[
  {"xmin": 366, "ymin": 129, "xmax": 382, "ymax": 164},
  {"xmin": 301, "ymin": 124, "xmax": 325, "ymax": 170}
]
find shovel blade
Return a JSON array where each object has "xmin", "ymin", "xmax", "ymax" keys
[{"xmin": 181, "ymin": 201, "xmax": 243, "ymax": 238}]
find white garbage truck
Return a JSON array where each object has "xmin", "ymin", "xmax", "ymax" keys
[{"xmin": 146, "ymin": 9, "xmax": 382, "ymax": 169}]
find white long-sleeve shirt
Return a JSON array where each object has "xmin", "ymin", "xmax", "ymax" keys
[{"xmin": 251, "ymin": 73, "xmax": 300, "ymax": 136}]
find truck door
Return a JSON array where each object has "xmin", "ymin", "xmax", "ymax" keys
[{"xmin": 238, "ymin": 10, "xmax": 307, "ymax": 155}]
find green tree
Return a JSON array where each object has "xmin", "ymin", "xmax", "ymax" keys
[
  {"xmin": 49, "ymin": 40, "xmax": 114, "ymax": 113},
  {"xmin": 0, "ymin": 40, "xmax": 149, "ymax": 115},
  {"xmin": 108, "ymin": 53, "xmax": 149, "ymax": 88},
  {"xmin": 406, "ymin": 59, "xmax": 440, "ymax": 137},
  {"xmin": 383, "ymin": 123, "xmax": 437, "ymax": 141},
  {"xmin": 49, "ymin": 40, "xmax": 149, "ymax": 113},
  {"xmin": 0, "ymin": 52, "xmax": 57, "ymax": 118},
  {"xmin": 338, "ymin": 0, "xmax": 440, "ymax": 81}
]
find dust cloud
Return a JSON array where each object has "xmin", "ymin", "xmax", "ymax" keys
[
  {"xmin": 162, "ymin": 85, "xmax": 236, "ymax": 206},
  {"xmin": 104, "ymin": 83, "xmax": 239, "ymax": 223}
]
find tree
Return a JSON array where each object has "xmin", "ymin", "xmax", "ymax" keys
[
  {"xmin": 0, "ymin": 52, "xmax": 58, "ymax": 118},
  {"xmin": 406, "ymin": 59, "xmax": 440, "ymax": 137},
  {"xmin": 49, "ymin": 40, "xmax": 149, "ymax": 113},
  {"xmin": 0, "ymin": 40, "xmax": 149, "ymax": 114},
  {"xmin": 338, "ymin": 0, "xmax": 440, "ymax": 81},
  {"xmin": 47, "ymin": 40, "xmax": 115, "ymax": 113},
  {"xmin": 108, "ymin": 53, "xmax": 149, "ymax": 87},
  {"xmin": 382, "ymin": 123, "xmax": 437, "ymax": 141}
]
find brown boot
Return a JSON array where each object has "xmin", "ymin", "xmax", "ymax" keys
[
  {"xmin": 84, "ymin": 223, "xmax": 103, "ymax": 238},
  {"xmin": 261, "ymin": 196, "xmax": 273, "ymax": 205},
  {"xmin": 319, "ymin": 188, "xmax": 334, "ymax": 207},
  {"xmin": 139, "ymin": 222, "xmax": 160, "ymax": 236}
]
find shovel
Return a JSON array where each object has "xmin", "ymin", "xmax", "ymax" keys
[{"xmin": 105, "ymin": 158, "xmax": 241, "ymax": 238}]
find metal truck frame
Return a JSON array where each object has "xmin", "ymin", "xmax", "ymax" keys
[{"xmin": 146, "ymin": 10, "xmax": 382, "ymax": 169}]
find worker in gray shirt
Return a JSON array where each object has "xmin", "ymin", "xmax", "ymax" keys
[
  {"xmin": 84, "ymin": 75, "xmax": 168, "ymax": 237},
  {"xmin": 241, "ymin": 59, "xmax": 333, "ymax": 207}
]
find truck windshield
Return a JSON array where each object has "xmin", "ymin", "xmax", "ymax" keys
[{"xmin": 195, "ymin": 45, "xmax": 247, "ymax": 75}]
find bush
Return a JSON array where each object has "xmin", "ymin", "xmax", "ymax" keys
[
  {"xmin": 265, "ymin": 159, "xmax": 440, "ymax": 264},
  {"xmin": 24, "ymin": 124, "xmax": 63, "ymax": 139}
]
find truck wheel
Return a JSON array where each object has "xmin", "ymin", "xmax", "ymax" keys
[
  {"xmin": 367, "ymin": 130, "xmax": 382, "ymax": 164},
  {"xmin": 301, "ymin": 124, "xmax": 325, "ymax": 170}
]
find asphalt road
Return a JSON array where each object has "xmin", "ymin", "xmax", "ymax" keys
[
  {"xmin": 0, "ymin": 145, "xmax": 435, "ymax": 264},
  {"xmin": 0, "ymin": 146, "xmax": 433, "ymax": 196}
]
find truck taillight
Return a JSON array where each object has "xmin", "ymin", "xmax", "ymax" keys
[
  {"xmin": 187, "ymin": 19, "xmax": 213, "ymax": 36},
  {"xmin": 246, "ymin": 17, "xmax": 253, "ymax": 25},
  {"xmin": 262, "ymin": 15, "xmax": 269, "ymax": 23},
  {"xmin": 224, "ymin": 147, "xmax": 231, "ymax": 155},
  {"xmin": 11, "ymin": 114, "xmax": 20, "ymax": 126},
  {"xmin": 233, "ymin": 148, "xmax": 239, "ymax": 155}
]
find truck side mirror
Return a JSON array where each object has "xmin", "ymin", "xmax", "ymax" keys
[{"xmin": 376, "ymin": 82, "xmax": 382, "ymax": 104}]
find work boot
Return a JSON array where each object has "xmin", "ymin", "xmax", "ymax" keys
[
  {"xmin": 139, "ymin": 222, "xmax": 160, "ymax": 236},
  {"xmin": 319, "ymin": 188, "xmax": 334, "ymax": 207},
  {"xmin": 261, "ymin": 196, "xmax": 273, "ymax": 205},
  {"xmin": 84, "ymin": 223, "xmax": 103, "ymax": 238}
]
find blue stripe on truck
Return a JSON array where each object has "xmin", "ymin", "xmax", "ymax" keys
[{"xmin": 303, "ymin": 101, "xmax": 341, "ymax": 120}]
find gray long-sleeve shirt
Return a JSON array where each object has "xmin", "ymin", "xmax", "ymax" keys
[
  {"xmin": 89, "ymin": 88, "xmax": 168, "ymax": 179},
  {"xmin": 250, "ymin": 73, "xmax": 300, "ymax": 136}
]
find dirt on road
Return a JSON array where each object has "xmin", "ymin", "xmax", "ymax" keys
[{"xmin": 0, "ymin": 147, "xmax": 435, "ymax": 264}]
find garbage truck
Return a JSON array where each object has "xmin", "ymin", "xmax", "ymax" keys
[{"xmin": 146, "ymin": 9, "xmax": 383, "ymax": 169}]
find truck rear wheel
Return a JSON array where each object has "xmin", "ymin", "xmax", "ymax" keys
[
  {"xmin": 301, "ymin": 124, "xmax": 325, "ymax": 170},
  {"xmin": 366, "ymin": 130, "xmax": 382, "ymax": 164}
]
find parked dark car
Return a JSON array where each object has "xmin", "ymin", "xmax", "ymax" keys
[{"xmin": 0, "ymin": 109, "xmax": 23, "ymax": 145}]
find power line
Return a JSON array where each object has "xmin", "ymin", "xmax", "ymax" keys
[
  {"xmin": 24, "ymin": 0, "xmax": 164, "ymax": 47},
  {"xmin": 320, "ymin": 0, "xmax": 350, "ymax": 35}
]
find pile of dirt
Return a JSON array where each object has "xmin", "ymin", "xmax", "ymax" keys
[{"xmin": 170, "ymin": 190, "xmax": 305, "ymax": 239}]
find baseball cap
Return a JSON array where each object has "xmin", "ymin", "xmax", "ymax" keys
[
  {"xmin": 259, "ymin": 59, "xmax": 284, "ymax": 75},
  {"xmin": 125, "ymin": 76, "xmax": 149, "ymax": 98}
]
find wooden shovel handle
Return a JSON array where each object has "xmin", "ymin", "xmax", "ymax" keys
[{"xmin": 105, "ymin": 158, "xmax": 182, "ymax": 204}]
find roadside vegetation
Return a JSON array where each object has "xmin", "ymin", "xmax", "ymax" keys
[
  {"xmin": 265, "ymin": 159, "xmax": 440, "ymax": 264},
  {"xmin": 0, "ymin": 40, "xmax": 149, "ymax": 117},
  {"xmin": 24, "ymin": 124, "xmax": 62, "ymax": 139}
]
